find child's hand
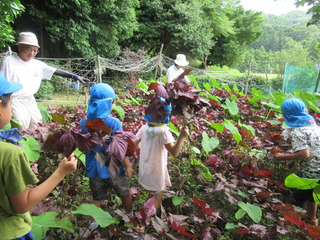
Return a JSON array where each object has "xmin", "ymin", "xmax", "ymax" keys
[
  {"xmin": 180, "ymin": 126, "xmax": 189, "ymax": 138},
  {"xmin": 57, "ymin": 152, "xmax": 78, "ymax": 176}
]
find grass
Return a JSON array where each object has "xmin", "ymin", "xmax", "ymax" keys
[{"xmin": 37, "ymin": 89, "xmax": 89, "ymax": 108}]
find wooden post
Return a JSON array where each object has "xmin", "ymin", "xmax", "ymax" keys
[
  {"xmin": 314, "ymin": 69, "xmax": 320, "ymax": 93},
  {"xmin": 154, "ymin": 44, "xmax": 164, "ymax": 81},
  {"xmin": 245, "ymin": 59, "xmax": 252, "ymax": 96},
  {"xmin": 96, "ymin": 55, "xmax": 102, "ymax": 83}
]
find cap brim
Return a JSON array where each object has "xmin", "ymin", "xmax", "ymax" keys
[{"xmin": 17, "ymin": 42, "xmax": 40, "ymax": 48}]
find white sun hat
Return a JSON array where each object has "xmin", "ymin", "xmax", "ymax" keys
[
  {"xmin": 174, "ymin": 54, "xmax": 189, "ymax": 67},
  {"xmin": 17, "ymin": 32, "xmax": 40, "ymax": 48}
]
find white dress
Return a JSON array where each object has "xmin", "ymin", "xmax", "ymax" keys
[{"xmin": 136, "ymin": 124, "xmax": 175, "ymax": 191}]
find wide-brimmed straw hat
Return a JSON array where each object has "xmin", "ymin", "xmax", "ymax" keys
[
  {"xmin": 174, "ymin": 54, "xmax": 189, "ymax": 67},
  {"xmin": 281, "ymin": 98, "xmax": 315, "ymax": 127},
  {"xmin": 17, "ymin": 32, "xmax": 40, "ymax": 48}
]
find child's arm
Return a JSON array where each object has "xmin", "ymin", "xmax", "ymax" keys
[
  {"xmin": 9, "ymin": 153, "xmax": 77, "ymax": 214},
  {"xmin": 123, "ymin": 157, "xmax": 132, "ymax": 177},
  {"xmin": 134, "ymin": 138, "xmax": 141, "ymax": 150},
  {"xmin": 165, "ymin": 126, "xmax": 189, "ymax": 157},
  {"xmin": 275, "ymin": 149, "xmax": 310, "ymax": 161}
]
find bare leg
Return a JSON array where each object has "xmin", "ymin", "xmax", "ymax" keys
[
  {"xmin": 154, "ymin": 191, "xmax": 164, "ymax": 210},
  {"xmin": 121, "ymin": 194, "xmax": 133, "ymax": 214},
  {"xmin": 91, "ymin": 200, "xmax": 103, "ymax": 208},
  {"xmin": 306, "ymin": 201, "xmax": 317, "ymax": 220}
]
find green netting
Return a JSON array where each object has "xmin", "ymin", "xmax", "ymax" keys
[{"xmin": 282, "ymin": 63, "xmax": 319, "ymax": 93}]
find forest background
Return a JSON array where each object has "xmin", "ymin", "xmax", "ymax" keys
[
  {"xmin": 1, "ymin": 0, "xmax": 320, "ymax": 92},
  {"xmin": 2, "ymin": 0, "xmax": 320, "ymax": 239}
]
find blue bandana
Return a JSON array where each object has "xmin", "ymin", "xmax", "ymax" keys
[
  {"xmin": 281, "ymin": 98, "xmax": 315, "ymax": 127},
  {"xmin": 87, "ymin": 83, "xmax": 116, "ymax": 120},
  {"xmin": 145, "ymin": 97, "xmax": 172, "ymax": 125},
  {"xmin": 0, "ymin": 128, "xmax": 22, "ymax": 144}
]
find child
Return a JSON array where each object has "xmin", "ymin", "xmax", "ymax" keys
[
  {"xmin": 135, "ymin": 98, "xmax": 189, "ymax": 212},
  {"xmin": 274, "ymin": 98, "xmax": 320, "ymax": 226},
  {"xmin": 0, "ymin": 74, "xmax": 78, "ymax": 239},
  {"xmin": 79, "ymin": 83, "xmax": 133, "ymax": 229}
]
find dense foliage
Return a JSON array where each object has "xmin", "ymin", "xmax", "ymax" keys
[
  {"xmin": 0, "ymin": 0, "xmax": 24, "ymax": 48},
  {"xmin": 16, "ymin": 79, "xmax": 320, "ymax": 239}
]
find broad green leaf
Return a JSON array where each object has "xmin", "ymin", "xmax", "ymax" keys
[
  {"xmin": 191, "ymin": 146, "xmax": 201, "ymax": 154},
  {"xmin": 190, "ymin": 158, "xmax": 212, "ymax": 180},
  {"xmin": 284, "ymin": 173, "xmax": 319, "ymax": 189},
  {"xmin": 136, "ymin": 79, "xmax": 149, "ymax": 91},
  {"xmin": 235, "ymin": 209, "xmax": 246, "ymax": 220},
  {"xmin": 237, "ymin": 201, "xmax": 262, "ymax": 223},
  {"xmin": 205, "ymin": 120, "xmax": 224, "ymax": 133},
  {"xmin": 172, "ymin": 196, "xmax": 184, "ymax": 206},
  {"xmin": 113, "ymin": 105, "xmax": 125, "ymax": 120},
  {"xmin": 232, "ymin": 84, "xmax": 239, "ymax": 92},
  {"xmin": 251, "ymin": 88, "xmax": 264, "ymax": 101},
  {"xmin": 130, "ymin": 97, "xmax": 140, "ymax": 106},
  {"xmin": 224, "ymin": 120, "xmax": 242, "ymax": 143},
  {"xmin": 51, "ymin": 113, "xmax": 66, "ymax": 124},
  {"xmin": 225, "ymin": 223, "xmax": 238, "ymax": 230},
  {"xmin": 203, "ymin": 82, "xmax": 212, "ymax": 91},
  {"xmin": 74, "ymin": 148, "xmax": 85, "ymax": 166},
  {"xmin": 313, "ymin": 185, "xmax": 320, "ymax": 205},
  {"xmin": 248, "ymin": 98, "xmax": 259, "ymax": 107},
  {"xmin": 168, "ymin": 122, "xmax": 179, "ymax": 136},
  {"xmin": 229, "ymin": 93, "xmax": 238, "ymax": 102},
  {"xmin": 222, "ymin": 84, "xmax": 231, "ymax": 90},
  {"xmin": 210, "ymin": 78, "xmax": 220, "ymax": 88},
  {"xmin": 201, "ymin": 132, "xmax": 219, "ymax": 152},
  {"xmin": 261, "ymin": 101, "xmax": 281, "ymax": 112},
  {"xmin": 225, "ymin": 98, "xmax": 239, "ymax": 116},
  {"xmin": 38, "ymin": 104, "xmax": 49, "ymax": 124},
  {"xmin": 238, "ymin": 190, "xmax": 249, "ymax": 198},
  {"xmin": 238, "ymin": 122, "xmax": 255, "ymax": 136},
  {"xmin": 20, "ymin": 137, "xmax": 40, "ymax": 162},
  {"xmin": 71, "ymin": 204, "xmax": 118, "ymax": 227},
  {"xmin": 32, "ymin": 212, "xmax": 75, "ymax": 240}
]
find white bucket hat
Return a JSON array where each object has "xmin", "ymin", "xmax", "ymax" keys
[
  {"xmin": 174, "ymin": 54, "xmax": 189, "ymax": 67},
  {"xmin": 17, "ymin": 32, "xmax": 40, "ymax": 48}
]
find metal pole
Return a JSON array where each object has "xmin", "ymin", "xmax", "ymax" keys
[{"xmin": 314, "ymin": 69, "xmax": 320, "ymax": 93}]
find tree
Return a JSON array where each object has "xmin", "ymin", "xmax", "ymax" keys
[
  {"xmin": 14, "ymin": 0, "xmax": 139, "ymax": 58},
  {"xmin": 295, "ymin": 0, "xmax": 320, "ymax": 26},
  {"xmin": 130, "ymin": 0, "xmax": 235, "ymax": 60},
  {"xmin": 0, "ymin": 0, "xmax": 24, "ymax": 49},
  {"xmin": 208, "ymin": 7, "xmax": 264, "ymax": 67}
]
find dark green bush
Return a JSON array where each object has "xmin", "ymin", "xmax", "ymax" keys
[{"xmin": 35, "ymin": 80, "xmax": 54, "ymax": 100}]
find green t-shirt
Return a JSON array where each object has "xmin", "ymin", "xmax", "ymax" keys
[{"xmin": 0, "ymin": 141, "xmax": 38, "ymax": 239}]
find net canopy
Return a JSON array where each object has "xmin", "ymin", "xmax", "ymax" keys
[{"xmin": 282, "ymin": 63, "xmax": 319, "ymax": 93}]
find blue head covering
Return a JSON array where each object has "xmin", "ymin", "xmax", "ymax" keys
[
  {"xmin": 144, "ymin": 97, "xmax": 172, "ymax": 125},
  {"xmin": 87, "ymin": 83, "xmax": 116, "ymax": 120},
  {"xmin": 0, "ymin": 74, "xmax": 22, "ymax": 96},
  {"xmin": 281, "ymin": 98, "xmax": 315, "ymax": 127}
]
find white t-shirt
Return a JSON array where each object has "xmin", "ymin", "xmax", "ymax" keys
[
  {"xmin": 166, "ymin": 64, "xmax": 190, "ymax": 84},
  {"xmin": 0, "ymin": 54, "xmax": 56, "ymax": 97},
  {"xmin": 136, "ymin": 124, "xmax": 175, "ymax": 191}
]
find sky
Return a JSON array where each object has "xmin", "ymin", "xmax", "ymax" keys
[{"xmin": 240, "ymin": 0, "xmax": 309, "ymax": 15}]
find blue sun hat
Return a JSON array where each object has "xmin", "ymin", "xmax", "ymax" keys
[
  {"xmin": 87, "ymin": 83, "xmax": 116, "ymax": 120},
  {"xmin": 281, "ymin": 98, "xmax": 315, "ymax": 127},
  {"xmin": 0, "ymin": 74, "xmax": 22, "ymax": 97}
]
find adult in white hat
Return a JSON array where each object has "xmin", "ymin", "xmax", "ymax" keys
[
  {"xmin": 166, "ymin": 54, "xmax": 190, "ymax": 84},
  {"xmin": 0, "ymin": 32, "xmax": 87, "ymax": 129}
]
